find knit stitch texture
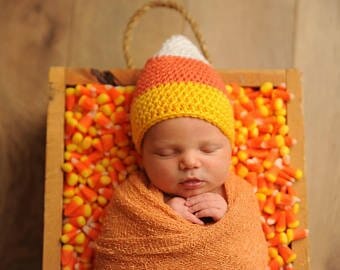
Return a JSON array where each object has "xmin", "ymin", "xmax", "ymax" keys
[
  {"xmin": 94, "ymin": 172, "xmax": 268, "ymax": 269},
  {"xmin": 130, "ymin": 35, "xmax": 235, "ymax": 153}
]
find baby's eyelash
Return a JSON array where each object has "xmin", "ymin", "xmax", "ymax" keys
[
  {"xmin": 154, "ymin": 149, "xmax": 178, "ymax": 157},
  {"xmin": 200, "ymin": 145, "xmax": 220, "ymax": 153}
]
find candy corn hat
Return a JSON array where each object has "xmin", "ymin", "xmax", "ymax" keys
[{"xmin": 130, "ymin": 35, "xmax": 234, "ymax": 153}]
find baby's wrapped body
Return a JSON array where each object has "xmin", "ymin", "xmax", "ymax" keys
[
  {"xmin": 94, "ymin": 172, "xmax": 268, "ymax": 269},
  {"xmin": 94, "ymin": 34, "xmax": 268, "ymax": 269}
]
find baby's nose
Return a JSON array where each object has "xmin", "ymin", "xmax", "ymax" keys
[{"xmin": 179, "ymin": 151, "xmax": 201, "ymax": 170}]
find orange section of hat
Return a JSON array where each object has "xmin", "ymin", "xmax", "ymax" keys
[{"xmin": 133, "ymin": 55, "xmax": 227, "ymax": 99}]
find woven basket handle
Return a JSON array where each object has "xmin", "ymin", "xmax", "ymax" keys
[{"xmin": 123, "ymin": 0, "xmax": 210, "ymax": 69}]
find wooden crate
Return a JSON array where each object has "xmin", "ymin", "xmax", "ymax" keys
[{"xmin": 43, "ymin": 67, "xmax": 309, "ymax": 269}]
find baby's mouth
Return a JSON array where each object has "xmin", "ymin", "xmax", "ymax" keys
[{"xmin": 180, "ymin": 178, "xmax": 205, "ymax": 189}]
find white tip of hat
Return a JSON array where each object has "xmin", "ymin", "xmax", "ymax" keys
[{"xmin": 154, "ymin": 35, "xmax": 209, "ymax": 64}]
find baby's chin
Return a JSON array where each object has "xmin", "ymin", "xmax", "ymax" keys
[{"xmin": 167, "ymin": 185, "xmax": 225, "ymax": 199}]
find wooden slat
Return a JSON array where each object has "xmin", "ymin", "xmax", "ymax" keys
[
  {"xmin": 219, "ymin": 69, "xmax": 286, "ymax": 86},
  {"xmin": 286, "ymin": 69, "xmax": 310, "ymax": 269},
  {"xmin": 43, "ymin": 67, "xmax": 66, "ymax": 270},
  {"xmin": 64, "ymin": 68, "xmax": 140, "ymax": 86},
  {"xmin": 63, "ymin": 68, "xmax": 286, "ymax": 87}
]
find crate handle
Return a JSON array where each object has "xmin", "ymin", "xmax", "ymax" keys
[{"xmin": 123, "ymin": 0, "xmax": 210, "ymax": 69}]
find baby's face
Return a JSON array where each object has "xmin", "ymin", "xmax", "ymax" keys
[{"xmin": 141, "ymin": 117, "xmax": 232, "ymax": 198}]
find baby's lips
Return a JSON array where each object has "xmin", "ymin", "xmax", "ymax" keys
[{"xmin": 181, "ymin": 176, "xmax": 205, "ymax": 182}]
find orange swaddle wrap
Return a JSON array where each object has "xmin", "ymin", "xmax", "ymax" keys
[{"xmin": 94, "ymin": 172, "xmax": 268, "ymax": 269}]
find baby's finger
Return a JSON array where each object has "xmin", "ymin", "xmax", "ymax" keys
[
  {"xmin": 185, "ymin": 212, "xmax": 205, "ymax": 225},
  {"xmin": 188, "ymin": 200, "xmax": 220, "ymax": 213},
  {"xmin": 194, "ymin": 208, "xmax": 224, "ymax": 221},
  {"xmin": 186, "ymin": 192, "xmax": 221, "ymax": 206}
]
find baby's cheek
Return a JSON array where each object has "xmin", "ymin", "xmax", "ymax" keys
[
  {"xmin": 212, "ymin": 160, "xmax": 230, "ymax": 179},
  {"xmin": 149, "ymin": 162, "xmax": 177, "ymax": 182}
]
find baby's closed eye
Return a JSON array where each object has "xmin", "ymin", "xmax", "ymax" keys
[
  {"xmin": 154, "ymin": 148, "xmax": 178, "ymax": 157},
  {"xmin": 200, "ymin": 144, "xmax": 222, "ymax": 153}
]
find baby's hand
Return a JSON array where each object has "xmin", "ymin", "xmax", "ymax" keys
[
  {"xmin": 166, "ymin": 197, "xmax": 204, "ymax": 225},
  {"xmin": 185, "ymin": 193, "xmax": 228, "ymax": 222}
]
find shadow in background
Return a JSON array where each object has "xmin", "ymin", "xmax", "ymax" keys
[{"xmin": 0, "ymin": 0, "xmax": 67, "ymax": 268}]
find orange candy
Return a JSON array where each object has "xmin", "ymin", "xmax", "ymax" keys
[
  {"xmin": 278, "ymin": 245, "xmax": 297, "ymax": 264},
  {"xmin": 62, "ymin": 82, "xmax": 307, "ymax": 269},
  {"xmin": 61, "ymin": 244, "xmax": 76, "ymax": 267}
]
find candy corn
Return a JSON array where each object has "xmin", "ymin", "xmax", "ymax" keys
[
  {"xmin": 278, "ymin": 245, "xmax": 297, "ymax": 264},
  {"xmin": 61, "ymin": 82, "xmax": 307, "ymax": 269},
  {"xmin": 287, "ymin": 228, "xmax": 309, "ymax": 243},
  {"xmin": 61, "ymin": 244, "xmax": 76, "ymax": 267},
  {"xmin": 66, "ymin": 88, "xmax": 76, "ymax": 110}
]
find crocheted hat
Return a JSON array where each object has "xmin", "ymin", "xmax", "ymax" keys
[{"xmin": 130, "ymin": 35, "xmax": 234, "ymax": 153}]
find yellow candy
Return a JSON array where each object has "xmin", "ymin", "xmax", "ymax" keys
[
  {"xmin": 235, "ymin": 133, "xmax": 247, "ymax": 146},
  {"xmin": 72, "ymin": 132, "xmax": 83, "ymax": 144},
  {"xmin": 67, "ymin": 173, "xmax": 79, "ymax": 186},
  {"xmin": 80, "ymin": 168, "xmax": 92, "ymax": 178},
  {"xmin": 63, "ymin": 223, "xmax": 75, "ymax": 233},
  {"xmin": 279, "ymin": 232, "xmax": 288, "ymax": 245},
  {"xmin": 66, "ymin": 117, "xmax": 78, "ymax": 127},
  {"xmin": 97, "ymin": 195, "xmax": 108, "ymax": 206},
  {"xmin": 275, "ymin": 135, "xmax": 285, "ymax": 148},
  {"xmin": 276, "ymin": 115, "xmax": 286, "ymax": 125},
  {"xmin": 225, "ymin": 84, "xmax": 233, "ymax": 94},
  {"xmin": 273, "ymin": 98, "xmax": 284, "ymax": 110},
  {"xmin": 101, "ymin": 158, "xmax": 110, "ymax": 167},
  {"xmin": 125, "ymin": 85, "xmax": 135, "ymax": 93},
  {"xmin": 95, "ymin": 164, "xmax": 105, "ymax": 173},
  {"xmin": 101, "ymin": 104, "xmax": 114, "ymax": 116},
  {"xmin": 238, "ymin": 126, "xmax": 249, "ymax": 137},
  {"xmin": 268, "ymin": 247, "xmax": 279, "ymax": 258},
  {"xmin": 260, "ymin": 82, "xmax": 273, "ymax": 95},
  {"xmin": 61, "ymin": 163, "xmax": 73, "ymax": 173},
  {"xmin": 231, "ymin": 156, "xmax": 239, "ymax": 166},
  {"xmin": 81, "ymin": 136, "xmax": 92, "ymax": 150},
  {"xmin": 237, "ymin": 150, "xmax": 248, "ymax": 162},
  {"xmin": 100, "ymin": 175, "xmax": 111, "ymax": 185},
  {"xmin": 114, "ymin": 95, "xmax": 125, "ymax": 106},
  {"xmin": 236, "ymin": 164, "xmax": 248, "ymax": 178},
  {"xmin": 295, "ymin": 169, "xmax": 303, "ymax": 180},
  {"xmin": 259, "ymin": 105, "xmax": 270, "ymax": 117},
  {"xmin": 255, "ymin": 96, "xmax": 265, "ymax": 107},
  {"xmin": 280, "ymin": 145, "xmax": 290, "ymax": 156},
  {"xmin": 97, "ymin": 93, "xmax": 111, "ymax": 104},
  {"xmin": 83, "ymin": 204, "xmax": 92, "ymax": 217},
  {"xmin": 88, "ymin": 126, "xmax": 97, "ymax": 136},
  {"xmin": 74, "ymin": 232, "xmax": 86, "ymax": 245},
  {"xmin": 249, "ymin": 126, "xmax": 259, "ymax": 138},
  {"xmin": 293, "ymin": 203, "xmax": 300, "ymax": 214},
  {"xmin": 276, "ymin": 107, "xmax": 287, "ymax": 116},
  {"xmin": 279, "ymin": 125, "xmax": 289, "ymax": 136}
]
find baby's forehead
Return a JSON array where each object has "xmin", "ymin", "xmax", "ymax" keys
[{"xmin": 144, "ymin": 117, "xmax": 230, "ymax": 142}]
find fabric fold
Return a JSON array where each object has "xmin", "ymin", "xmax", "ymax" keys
[{"xmin": 94, "ymin": 172, "xmax": 268, "ymax": 269}]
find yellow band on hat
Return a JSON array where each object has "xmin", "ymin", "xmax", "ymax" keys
[{"xmin": 131, "ymin": 81, "xmax": 235, "ymax": 153}]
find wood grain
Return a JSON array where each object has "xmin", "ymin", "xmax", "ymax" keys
[
  {"xmin": 1, "ymin": 0, "xmax": 339, "ymax": 269},
  {"xmin": 0, "ymin": 1, "xmax": 72, "ymax": 269},
  {"xmin": 294, "ymin": 1, "xmax": 340, "ymax": 269},
  {"xmin": 286, "ymin": 69, "xmax": 310, "ymax": 269},
  {"xmin": 42, "ymin": 68, "xmax": 66, "ymax": 270}
]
